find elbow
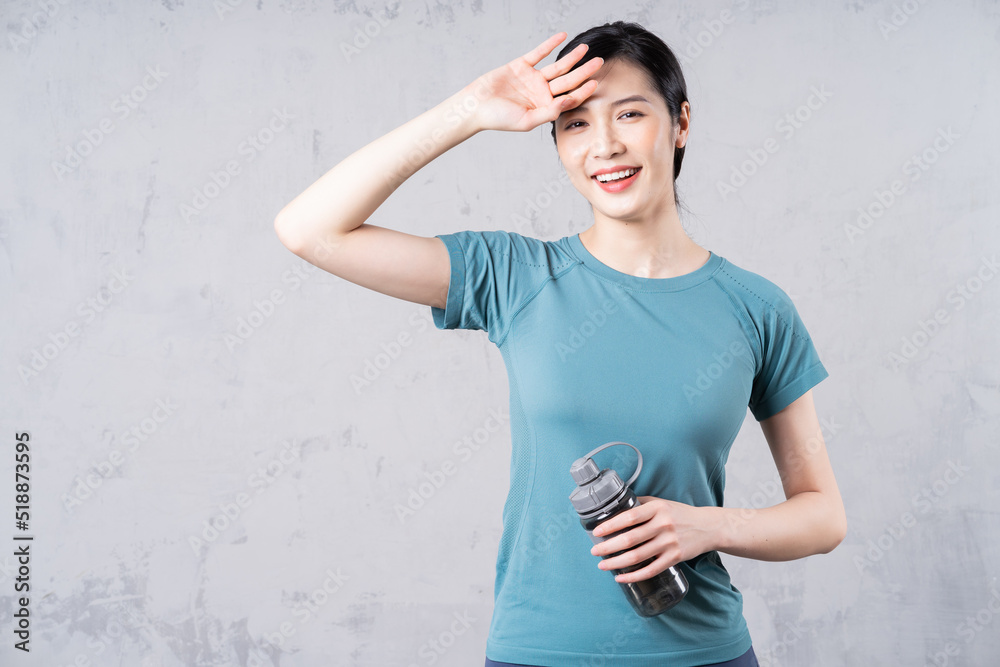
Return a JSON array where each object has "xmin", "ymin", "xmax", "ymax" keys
[
  {"xmin": 274, "ymin": 211, "xmax": 303, "ymax": 255},
  {"xmin": 823, "ymin": 526, "xmax": 846, "ymax": 555},
  {"xmin": 820, "ymin": 506, "xmax": 848, "ymax": 555}
]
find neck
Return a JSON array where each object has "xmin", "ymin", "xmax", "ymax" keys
[{"xmin": 579, "ymin": 210, "xmax": 708, "ymax": 280}]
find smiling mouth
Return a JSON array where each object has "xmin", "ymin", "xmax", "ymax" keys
[{"xmin": 592, "ymin": 167, "xmax": 642, "ymax": 191}]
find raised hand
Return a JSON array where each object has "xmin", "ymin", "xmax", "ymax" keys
[{"xmin": 464, "ymin": 31, "xmax": 604, "ymax": 134}]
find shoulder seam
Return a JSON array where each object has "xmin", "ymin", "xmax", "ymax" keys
[
  {"xmin": 478, "ymin": 232, "xmax": 577, "ymax": 347},
  {"xmin": 716, "ymin": 265, "xmax": 811, "ymax": 344},
  {"xmin": 485, "ymin": 232, "xmax": 579, "ymax": 270},
  {"xmin": 494, "ymin": 261, "xmax": 580, "ymax": 348},
  {"xmin": 708, "ymin": 275, "xmax": 763, "ymax": 376}
]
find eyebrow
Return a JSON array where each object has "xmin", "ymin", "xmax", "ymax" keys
[{"xmin": 561, "ymin": 94, "xmax": 651, "ymax": 116}]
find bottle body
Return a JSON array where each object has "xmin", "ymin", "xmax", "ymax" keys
[{"xmin": 580, "ymin": 488, "xmax": 689, "ymax": 617}]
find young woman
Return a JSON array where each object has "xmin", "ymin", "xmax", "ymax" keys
[{"xmin": 275, "ymin": 20, "xmax": 846, "ymax": 667}]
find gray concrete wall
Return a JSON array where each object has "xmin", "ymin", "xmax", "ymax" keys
[{"xmin": 1, "ymin": 0, "xmax": 998, "ymax": 665}]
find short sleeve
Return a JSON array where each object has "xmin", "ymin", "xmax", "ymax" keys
[
  {"xmin": 747, "ymin": 287, "xmax": 829, "ymax": 421},
  {"xmin": 431, "ymin": 230, "xmax": 552, "ymax": 345}
]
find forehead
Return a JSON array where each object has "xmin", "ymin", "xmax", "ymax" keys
[
  {"xmin": 589, "ymin": 58, "xmax": 651, "ymax": 87},
  {"xmin": 561, "ymin": 59, "xmax": 657, "ymax": 113}
]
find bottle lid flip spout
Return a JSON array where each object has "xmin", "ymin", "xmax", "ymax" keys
[{"xmin": 568, "ymin": 441, "xmax": 643, "ymax": 515}]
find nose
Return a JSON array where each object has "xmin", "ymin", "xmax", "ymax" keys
[{"xmin": 589, "ymin": 119, "xmax": 626, "ymax": 161}]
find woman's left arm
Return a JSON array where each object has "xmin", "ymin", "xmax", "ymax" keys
[
  {"xmin": 711, "ymin": 388, "xmax": 847, "ymax": 560},
  {"xmin": 590, "ymin": 390, "xmax": 847, "ymax": 583}
]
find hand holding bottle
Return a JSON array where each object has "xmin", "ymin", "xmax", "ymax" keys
[
  {"xmin": 591, "ymin": 496, "xmax": 720, "ymax": 584},
  {"xmin": 570, "ymin": 442, "xmax": 689, "ymax": 616}
]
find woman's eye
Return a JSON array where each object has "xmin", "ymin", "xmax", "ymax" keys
[{"xmin": 564, "ymin": 112, "xmax": 643, "ymax": 130}]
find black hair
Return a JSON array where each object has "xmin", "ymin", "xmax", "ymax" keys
[{"xmin": 550, "ymin": 21, "xmax": 690, "ymax": 212}]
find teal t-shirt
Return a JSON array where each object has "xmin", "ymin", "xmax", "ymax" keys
[{"xmin": 430, "ymin": 230, "xmax": 829, "ymax": 667}]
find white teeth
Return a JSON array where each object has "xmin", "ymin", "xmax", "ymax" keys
[{"xmin": 595, "ymin": 168, "xmax": 638, "ymax": 182}]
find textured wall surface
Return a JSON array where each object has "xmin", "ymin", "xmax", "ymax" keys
[{"xmin": 2, "ymin": 1, "xmax": 999, "ymax": 665}]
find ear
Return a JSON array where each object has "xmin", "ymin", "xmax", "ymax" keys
[{"xmin": 674, "ymin": 102, "xmax": 691, "ymax": 148}]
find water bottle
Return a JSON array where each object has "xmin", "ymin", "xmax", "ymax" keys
[{"xmin": 569, "ymin": 441, "xmax": 689, "ymax": 617}]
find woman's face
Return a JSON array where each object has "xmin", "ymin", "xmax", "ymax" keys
[{"xmin": 554, "ymin": 58, "xmax": 689, "ymax": 224}]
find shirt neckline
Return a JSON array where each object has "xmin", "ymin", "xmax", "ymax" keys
[{"xmin": 565, "ymin": 232, "xmax": 724, "ymax": 292}]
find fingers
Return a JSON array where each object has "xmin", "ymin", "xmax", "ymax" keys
[
  {"xmin": 516, "ymin": 33, "xmax": 605, "ymax": 129},
  {"xmin": 593, "ymin": 503, "xmax": 651, "ymax": 537},
  {"xmin": 537, "ymin": 41, "xmax": 588, "ymax": 80},
  {"xmin": 539, "ymin": 42, "xmax": 604, "ymax": 99},
  {"xmin": 520, "ymin": 31, "xmax": 567, "ymax": 68},
  {"xmin": 541, "ymin": 43, "xmax": 602, "ymax": 80},
  {"xmin": 523, "ymin": 89, "xmax": 589, "ymax": 133},
  {"xmin": 596, "ymin": 537, "xmax": 662, "ymax": 574},
  {"xmin": 592, "ymin": 523, "xmax": 655, "ymax": 557},
  {"xmin": 525, "ymin": 34, "xmax": 604, "ymax": 96},
  {"xmin": 550, "ymin": 78, "xmax": 599, "ymax": 117},
  {"xmin": 550, "ymin": 60, "xmax": 603, "ymax": 101},
  {"xmin": 608, "ymin": 554, "xmax": 669, "ymax": 584}
]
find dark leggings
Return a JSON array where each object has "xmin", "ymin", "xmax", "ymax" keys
[{"xmin": 485, "ymin": 643, "xmax": 759, "ymax": 667}]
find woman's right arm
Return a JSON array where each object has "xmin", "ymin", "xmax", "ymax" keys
[
  {"xmin": 273, "ymin": 84, "xmax": 483, "ymax": 310},
  {"xmin": 273, "ymin": 32, "xmax": 603, "ymax": 310}
]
